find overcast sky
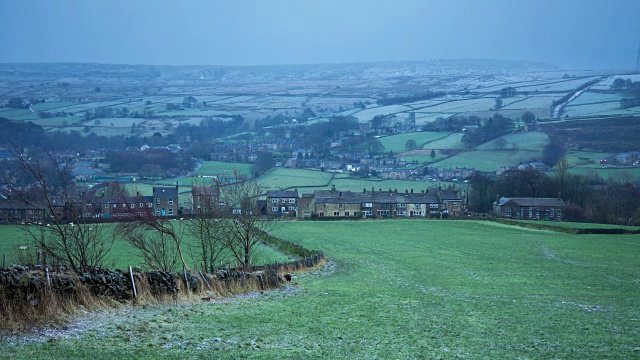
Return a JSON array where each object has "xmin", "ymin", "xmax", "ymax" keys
[{"xmin": 2, "ymin": 0, "xmax": 639, "ymax": 70}]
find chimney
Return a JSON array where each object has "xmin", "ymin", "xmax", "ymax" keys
[
  {"xmin": 405, "ymin": 189, "xmax": 408, "ymax": 195},
  {"xmin": 363, "ymin": 188, "xmax": 366, "ymax": 194},
  {"xmin": 136, "ymin": 191, "xmax": 140, "ymax": 197},
  {"xmin": 339, "ymin": 192, "xmax": 342, "ymax": 197},
  {"xmin": 372, "ymin": 187, "xmax": 375, "ymax": 194},
  {"xmin": 411, "ymin": 188, "xmax": 413, "ymax": 194}
]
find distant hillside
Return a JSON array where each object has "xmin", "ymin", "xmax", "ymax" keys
[{"xmin": 0, "ymin": 59, "xmax": 558, "ymax": 82}]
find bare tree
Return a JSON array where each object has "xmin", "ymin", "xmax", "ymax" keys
[
  {"xmin": 184, "ymin": 179, "xmax": 228, "ymax": 272},
  {"xmin": 116, "ymin": 220, "xmax": 180, "ymax": 272},
  {"xmin": 6, "ymin": 146, "xmax": 115, "ymax": 273},
  {"xmin": 220, "ymin": 172, "xmax": 277, "ymax": 271},
  {"xmin": 114, "ymin": 192, "xmax": 192, "ymax": 271}
]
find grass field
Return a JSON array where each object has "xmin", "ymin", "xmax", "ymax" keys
[
  {"xmin": 476, "ymin": 131, "xmax": 549, "ymax": 151},
  {"xmin": 3, "ymin": 220, "xmax": 639, "ymax": 358},
  {"xmin": 513, "ymin": 219, "xmax": 640, "ymax": 231},
  {"xmin": 378, "ymin": 132, "xmax": 449, "ymax": 153},
  {"xmin": 0, "ymin": 223, "xmax": 292, "ymax": 270},
  {"xmin": 256, "ymin": 168, "xmax": 334, "ymax": 190},
  {"xmin": 196, "ymin": 161, "xmax": 254, "ymax": 177},
  {"xmin": 434, "ymin": 149, "xmax": 542, "ymax": 172}
]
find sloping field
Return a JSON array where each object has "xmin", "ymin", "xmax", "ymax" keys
[
  {"xmin": 5, "ymin": 220, "xmax": 639, "ymax": 358},
  {"xmin": 434, "ymin": 149, "xmax": 542, "ymax": 172},
  {"xmin": 196, "ymin": 161, "xmax": 254, "ymax": 177},
  {"xmin": 257, "ymin": 168, "xmax": 334, "ymax": 190},
  {"xmin": 476, "ymin": 131, "xmax": 549, "ymax": 151},
  {"xmin": 0, "ymin": 223, "xmax": 291, "ymax": 269},
  {"xmin": 378, "ymin": 132, "xmax": 449, "ymax": 152}
]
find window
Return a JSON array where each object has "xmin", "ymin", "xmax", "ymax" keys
[
  {"xmin": 289, "ymin": 199, "xmax": 295, "ymax": 204},
  {"xmin": 288, "ymin": 206, "xmax": 296, "ymax": 211},
  {"xmin": 113, "ymin": 204, "xmax": 117, "ymax": 208},
  {"xmin": 319, "ymin": 212, "xmax": 324, "ymax": 217},
  {"xmin": 122, "ymin": 204, "xmax": 126, "ymax": 208},
  {"xmin": 345, "ymin": 211, "xmax": 350, "ymax": 216},
  {"xmin": 272, "ymin": 206, "xmax": 279, "ymax": 212},
  {"xmin": 364, "ymin": 210, "xmax": 372, "ymax": 216},
  {"xmin": 397, "ymin": 203, "xmax": 406, "ymax": 208},
  {"xmin": 557, "ymin": 209, "xmax": 562, "ymax": 219},
  {"xmin": 86, "ymin": 203, "xmax": 92, "ymax": 208},
  {"xmin": 363, "ymin": 202, "xmax": 372, "ymax": 208},
  {"xmin": 131, "ymin": 204, "xmax": 135, "ymax": 209},
  {"xmin": 139, "ymin": 203, "xmax": 143, "ymax": 208},
  {"xmin": 414, "ymin": 204, "xmax": 422, "ymax": 208},
  {"xmin": 168, "ymin": 208, "xmax": 173, "ymax": 215},
  {"xmin": 550, "ymin": 208, "xmax": 555, "ymax": 217},
  {"xmin": 453, "ymin": 202, "xmax": 458, "ymax": 207},
  {"xmin": 339, "ymin": 204, "xmax": 343, "ymax": 208},
  {"xmin": 148, "ymin": 203, "xmax": 153, "ymax": 208},
  {"xmin": 169, "ymin": 200, "xmax": 173, "ymax": 205},
  {"xmin": 333, "ymin": 211, "xmax": 340, "ymax": 216},
  {"xmin": 398, "ymin": 211, "xmax": 407, "ymax": 216},
  {"xmin": 105, "ymin": 204, "xmax": 109, "ymax": 209},
  {"xmin": 506, "ymin": 208, "xmax": 512, "ymax": 217},
  {"xmin": 156, "ymin": 198, "xmax": 160, "ymax": 204},
  {"xmin": 528, "ymin": 208, "xmax": 533, "ymax": 218},
  {"xmin": 443, "ymin": 200, "xmax": 448, "ymax": 205},
  {"xmin": 430, "ymin": 204, "xmax": 439, "ymax": 209},
  {"xmin": 281, "ymin": 199, "xmax": 286, "ymax": 203},
  {"xmin": 272, "ymin": 198, "xmax": 278, "ymax": 203}
]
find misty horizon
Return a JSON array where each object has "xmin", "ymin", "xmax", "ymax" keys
[{"xmin": 3, "ymin": 0, "xmax": 640, "ymax": 71}]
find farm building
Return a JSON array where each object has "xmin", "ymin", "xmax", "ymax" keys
[{"xmin": 493, "ymin": 197, "xmax": 564, "ymax": 221}]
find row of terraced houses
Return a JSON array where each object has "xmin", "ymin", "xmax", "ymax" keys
[{"xmin": 266, "ymin": 185, "xmax": 467, "ymax": 219}]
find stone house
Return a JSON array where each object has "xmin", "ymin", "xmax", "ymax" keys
[
  {"xmin": 266, "ymin": 190, "xmax": 299, "ymax": 217},
  {"xmin": 153, "ymin": 186, "xmax": 179, "ymax": 217},
  {"xmin": 493, "ymin": 197, "xmax": 564, "ymax": 221}
]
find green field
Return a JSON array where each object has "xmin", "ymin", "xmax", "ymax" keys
[
  {"xmin": 434, "ymin": 149, "xmax": 542, "ymax": 172},
  {"xmin": 378, "ymin": 132, "xmax": 449, "ymax": 153},
  {"xmin": 0, "ymin": 223, "xmax": 292, "ymax": 270},
  {"xmin": 256, "ymin": 168, "xmax": 334, "ymax": 190},
  {"xmin": 3, "ymin": 220, "xmax": 639, "ymax": 358},
  {"xmin": 195, "ymin": 161, "xmax": 254, "ymax": 177},
  {"xmin": 568, "ymin": 166, "xmax": 640, "ymax": 180},
  {"xmin": 513, "ymin": 219, "xmax": 640, "ymax": 231},
  {"xmin": 476, "ymin": 131, "xmax": 549, "ymax": 151}
]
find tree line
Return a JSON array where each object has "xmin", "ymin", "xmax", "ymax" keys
[{"xmin": 469, "ymin": 159, "xmax": 640, "ymax": 225}]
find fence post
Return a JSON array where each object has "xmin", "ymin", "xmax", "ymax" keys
[
  {"xmin": 183, "ymin": 266, "xmax": 190, "ymax": 293},
  {"xmin": 129, "ymin": 266, "xmax": 137, "ymax": 298},
  {"xmin": 199, "ymin": 270, "xmax": 212, "ymax": 291},
  {"xmin": 2, "ymin": 254, "xmax": 5, "ymax": 268},
  {"xmin": 45, "ymin": 267, "xmax": 51, "ymax": 286}
]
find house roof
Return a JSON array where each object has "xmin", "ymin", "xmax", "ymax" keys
[
  {"xmin": 501, "ymin": 197, "xmax": 564, "ymax": 207},
  {"xmin": 267, "ymin": 190, "xmax": 299, "ymax": 198},
  {"xmin": 102, "ymin": 196, "xmax": 153, "ymax": 204},
  {"xmin": 153, "ymin": 187, "xmax": 178, "ymax": 198}
]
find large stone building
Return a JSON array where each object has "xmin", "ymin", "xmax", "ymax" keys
[{"xmin": 493, "ymin": 197, "xmax": 564, "ymax": 221}]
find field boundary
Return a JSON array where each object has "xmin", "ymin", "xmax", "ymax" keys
[{"xmin": 492, "ymin": 218, "xmax": 640, "ymax": 234}]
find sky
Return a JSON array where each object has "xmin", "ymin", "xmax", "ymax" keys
[{"xmin": 1, "ymin": 0, "xmax": 639, "ymax": 70}]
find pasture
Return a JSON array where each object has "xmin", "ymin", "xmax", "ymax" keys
[
  {"xmin": 0, "ymin": 223, "xmax": 292, "ymax": 270},
  {"xmin": 196, "ymin": 161, "xmax": 254, "ymax": 177},
  {"xmin": 377, "ymin": 132, "xmax": 449, "ymax": 153},
  {"xmin": 3, "ymin": 220, "xmax": 639, "ymax": 358},
  {"xmin": 434, "ymin": 149, "xmax": 542, "ymax": 172}
]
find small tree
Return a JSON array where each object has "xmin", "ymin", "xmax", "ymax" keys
[
  {"xmin": 495, "ymin": 137, "xmax": 508, "ymax": 150},
  {"xmin": 430, "ymin": 149, "xmax": 436, "ymax": 161},
  {"xmin": 405, "ymin": 139, "xmax": 417, "ymax": 151},
  {"xmin": 184, "ymin": 179, "xmax": 228, "ymax": 272},
  {"xmin": 494, "ymin": 97, "xmax": 503, "ymax": 111},
  {"xmin": 6, "ymin": 146, "xmax": 115, "ymax": 273},
  {"xmin": 220, "ymin": 171, "xmax": 277, "ymax": 270}
]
